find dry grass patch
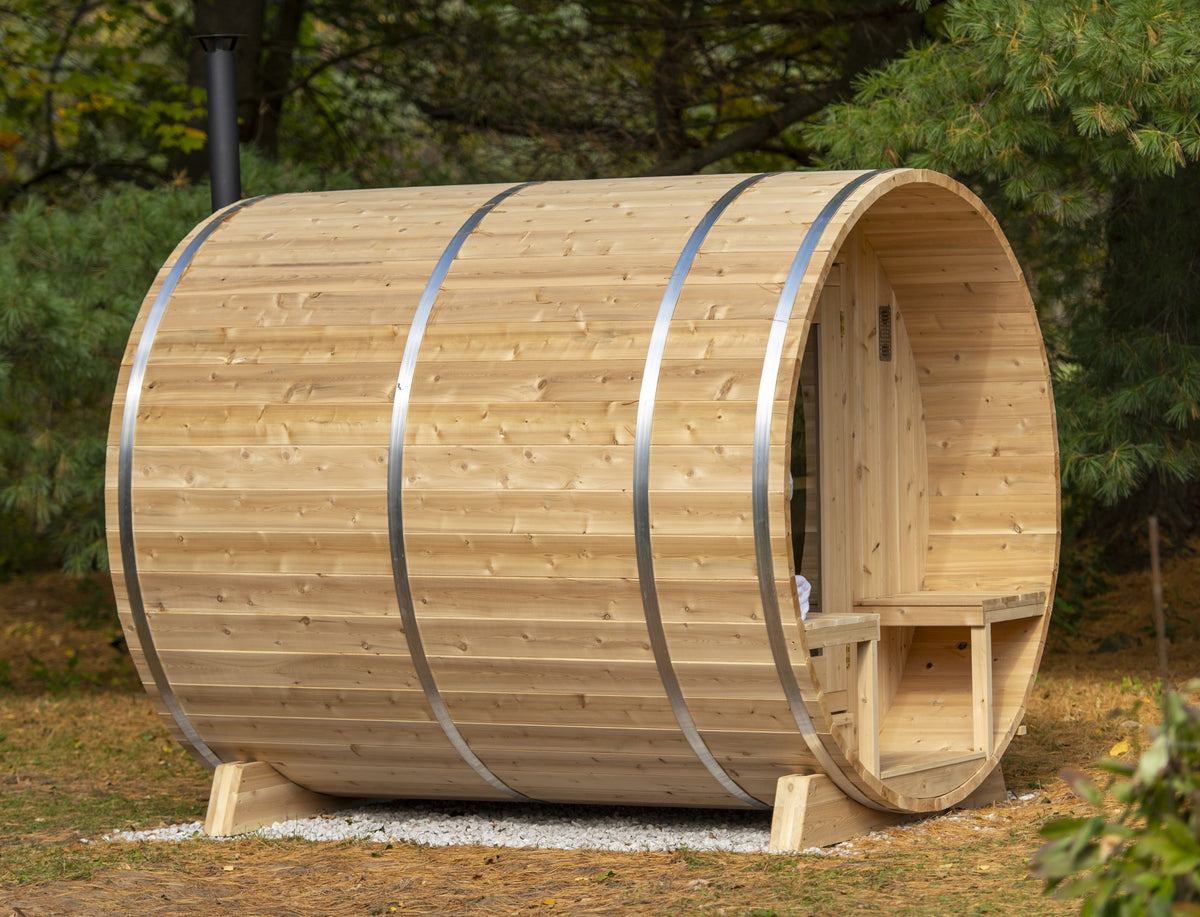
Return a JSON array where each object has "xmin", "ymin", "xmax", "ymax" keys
[{"xmin": 2, "ymin": 544, "xmax": 1198, "ymax": 915}]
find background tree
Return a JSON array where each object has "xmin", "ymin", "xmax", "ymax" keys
[
  {"xmin": 173, "ymin": 0, "xmax": 929, "ymax": 183},
  {"xmin": 1, "ymin": 0, "xmax": 938, "ymax": 574},
  {"xmin": 0, "ymin": 0, "xmax": 206, "ymax": 206}
]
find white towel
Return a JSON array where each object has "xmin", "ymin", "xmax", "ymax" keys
[{"xmin": 795, "ymin": 574, "xmax": 811, "ymax": 621}]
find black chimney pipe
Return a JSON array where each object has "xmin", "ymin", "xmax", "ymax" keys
[{"xmin": 196, "ymin": 34, "xmax": 242, "ymax": 212}]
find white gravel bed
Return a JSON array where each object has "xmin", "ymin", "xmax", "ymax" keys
[
  {"xmin": 101, "ymin": 800, "xmax": 775, "ymax": 853},
  {"xmin": 97, "ymin": 792, "xmax": 1040, "ymax": 853}
]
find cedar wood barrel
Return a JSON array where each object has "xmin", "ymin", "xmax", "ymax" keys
[{"xmin": 107, "ymin": 169, "xmax": 1060, "ymax": 815}]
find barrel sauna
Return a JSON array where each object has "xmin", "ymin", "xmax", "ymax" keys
[{"xmin": 107, "ymin": 169, "xmax": 1059, "ymax": 820}]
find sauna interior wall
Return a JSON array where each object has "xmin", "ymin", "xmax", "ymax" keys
[
  {"xmin": 858, "ymin": 189, "xmax": 1058, "ymax": 596},
  {"xmin": 794, "ymin": 196, "xmax": 1056, "ymax": 609}
]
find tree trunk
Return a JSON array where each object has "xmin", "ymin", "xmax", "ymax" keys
[{"xmin": 254, "ymin": 0, "xmax": 307, "ymax": 159}]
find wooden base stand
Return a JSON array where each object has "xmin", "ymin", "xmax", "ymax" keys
[
  {"xmin": 768, "ymin": 765, "xmax": 1007, "ymax": 852},
  {"xmin": 203, "ymin": 761, "xmax": 349, "ymax": 837}
]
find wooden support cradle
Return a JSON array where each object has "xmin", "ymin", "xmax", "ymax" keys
[{"xmin": 203, "ymin": 761, "xmax": 347, "ymax": 837}]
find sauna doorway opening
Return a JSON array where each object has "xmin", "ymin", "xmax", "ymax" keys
[{"xmin": 787, "ymin": 223, "xmax": 1050, "ymax": 802}]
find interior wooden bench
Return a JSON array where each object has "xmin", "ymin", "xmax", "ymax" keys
[
  {"xmin": 853, "ymin": 591, "xmax": 1046, "ymax": 762},
  {"xmin": 802, "ymin": 592, "xmax": 1046, "ymax": 778}
]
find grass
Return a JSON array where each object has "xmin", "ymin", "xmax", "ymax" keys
[{"xmin": 2, "ymin": 552, "xmax": 1199, "ymax": 914}]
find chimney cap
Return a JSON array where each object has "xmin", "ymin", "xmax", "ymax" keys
[{"xmin": 194, "ymin": 34, "xmax": 243, "ymax": 53}]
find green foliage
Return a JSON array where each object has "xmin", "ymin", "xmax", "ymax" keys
[
  {"xmin": 0, "ymin": 152, "xmax": 351, "ymax": 575},
  {"xmin": 815, "ymin": 0, "xmax": 1200, "ymax": 518},
  {"xmin": 814, "ymin": 0, "xmax": 1200, "ymax": 216},
  {"xmin": 260, "ymin": 0, "xmax": 929, "ymax": 182},
  {"xmin": 1032, "ymin": 682, "xmax": 1200, "ymax": 916},
  {"xmin": 1056, "ymin": 169, "xmax": 1200, "ymax": 505},
  {"xmin": 0, "ymin": 1, "xmax": 202, "ymax": 204}
]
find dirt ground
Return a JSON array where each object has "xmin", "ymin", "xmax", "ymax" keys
[{"xmin": 2, "ymin": 543, "xmax": 1198, "ymax": 916}]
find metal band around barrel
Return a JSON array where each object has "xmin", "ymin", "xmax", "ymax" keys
[
  {"xmin": 751, "ymin": 170, "xmax": 902, "ymax": 813},
  {"xmin": 634, "ymin": 173, "xmax": 774, "ymax": 810},
  {"xmin": 388, "ymin": 183, "xmax": 537, "ymax": 802},
  {"xmin": 118, "ymin": 196, "xmax": 266, "ymax": 770}
]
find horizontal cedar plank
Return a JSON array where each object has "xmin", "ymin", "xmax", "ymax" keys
[
  {"xmin": 925, "ymin": 429, "xmax": 1057, "ymax": 459},
  {"xmin": 158, "ymin": 291, "xmax": 425, "ymax": 328},
  {"xmin": 924, "ymin": 533, "xmax": 1057, "ymax": 573},
  {"xmin": 147, "ymin": 325, "xmax": 410, "ymax": 364},
  {"xmin": 145, "ymin": 611, "xmax": 792, "ymax": 665},
  {"xmin": 406, "ymin": 401, "xmax": 776, "ymax": 447},
  {"xmin": 133, "ymin": 529, "xmax": 391, "ymax": 575},
  {"xmin": 430, "ymin": 286, "xmax": 780, "ymax": 325},
  {"xmin": 135, "ymin": 572, "xmax": 400, "ymax": 616},
  {"xmin": 175, "ymin": 685, "xmax": 796, "ymax": 730},
  {"xmin": 891, "ymin": 281, "xmax": 1026, "ymax": 313},
  {"xmin": 400, "ymin": 444, "xmax": 756, "ymax": 491},
  {"xmin": 177, "ymin": 263, "xmax": 435, "ymax": 294},
  {"xmin": 405, "ymin": 489, "xmax": 754, "ymax": 537},
  {"xmin": 857, "ymin": 189, "xmax": 974, "ymax": 216},
  {"xmin": 139, "ymin": 363, "xmax": 397, "ymax": 404},
  {"xmin": 130, "ymin": 445, "xmax": 388, "ymax": 489},
  {"xmin": 923, "ymin": 412, "xmax": 1056, "ymax": 443},
  {"xmin": 196, "ymin": 719, "xmax": 800, "ymax": 762},
  {"xmin": 159, "ymin": 651, "xmax": 808, "ymax": 698},
  {"xmin": 901, "ymin": 310, "xmax": 1043, "ymax": 342},
  {"xmin": 199, "ymin": 722, "xmax": 805, "ymax": 762},
  {"xmin": 926, "ymin": 455, "xmax": 1058, "ymax": 496},
  {"xmin": 882, "ymin": 758, "xmax": 987, "ymax": 799},
  {"xmin": 919, "ymin": 380, "xmax": 1053, "ymax": 419},
  {"xmin": 408, "ymin": 359, "xmax": 764, "ymax": 403},
  {"xmin": 270, "ymin": 757, "xmax": 773, "ymax": 804},
  {"xmin": 871, "ymin": 254, "xmax": 1013, "ymax": 286},
  {"xmin": 863, "ymin": 221, "xmax": 1003, "ymax": 250},
  {"xmin": 428, "ymin": 252, "xmax": 790, "ymax": 284},
  {"xmin": 126, "ymin": 487, "xmax": 757, "ymax": 537},
  {"xmin": 405, "ymin": 532, "xmax": 786, "ymax": 581},
  {"xmin": 235, "ymin": 185, "xmax": 506, "ymax": 207},
  {"xmin": 268, "ymin": 762, "xmax": 751, "ymax": 807},
  {"xmin": 132, "ymin": 529, "xmax": 790, "ymax": 579},
  {"xmin": 926, "ymin": 495, "xmax": 1058, "ymax": 535},
  {"xmin": 129, "ymin": 488, "xmax": 386, "ymax": 532},
  {"xmin": 254, "ymin": 763, "xmax": 519, "ymax": 800},
  {"xmin": 854, "ymin": 595, "xmax": 1041, "ymax": 609},
  {"xmin": 912, "ymin": 351, "xmax": 1049, "ymax": 385},
  {"xmin": 132, "ymin": 404, "xmax": 391, "ymax": 446},
  {"xmin": 127, "ymin": 443, "xmax": 774, "ymax": 491},
  {"xmin": 921, "ymin": 572, "xmax": 1054, "ymax": 593},
  {"xmin": 195, "ymin": 239, "xmax": 452, "ymax": 264},
  {"xmin": 121, "ymin": 399, "xmax": 776, "ymax": 449},
  {"xmin": 157, "ymin": 647, "xmax": 424, "ymax": 690},
  {"xmin": 135, "ymin": 360, "xmax": 771, "ymax": 405},
  {"xmin": 421, "ymin": 319, "xmax": 774, "ymax": 361},
  {"xmin": 452, "ymin": 228, "xmax": 693, "ymax": 260},
  {"xmin": 460, "ymin": 226, "xmax": 824, "ymax": 258},
  {"xmin": 129, "ymin": 572, "xmax": 778, "ymax": 625}
]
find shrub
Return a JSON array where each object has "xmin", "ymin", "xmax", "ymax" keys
[{"xmin": 1032, "ymin": 681, "xmax": 1200, "ymax": 916}]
